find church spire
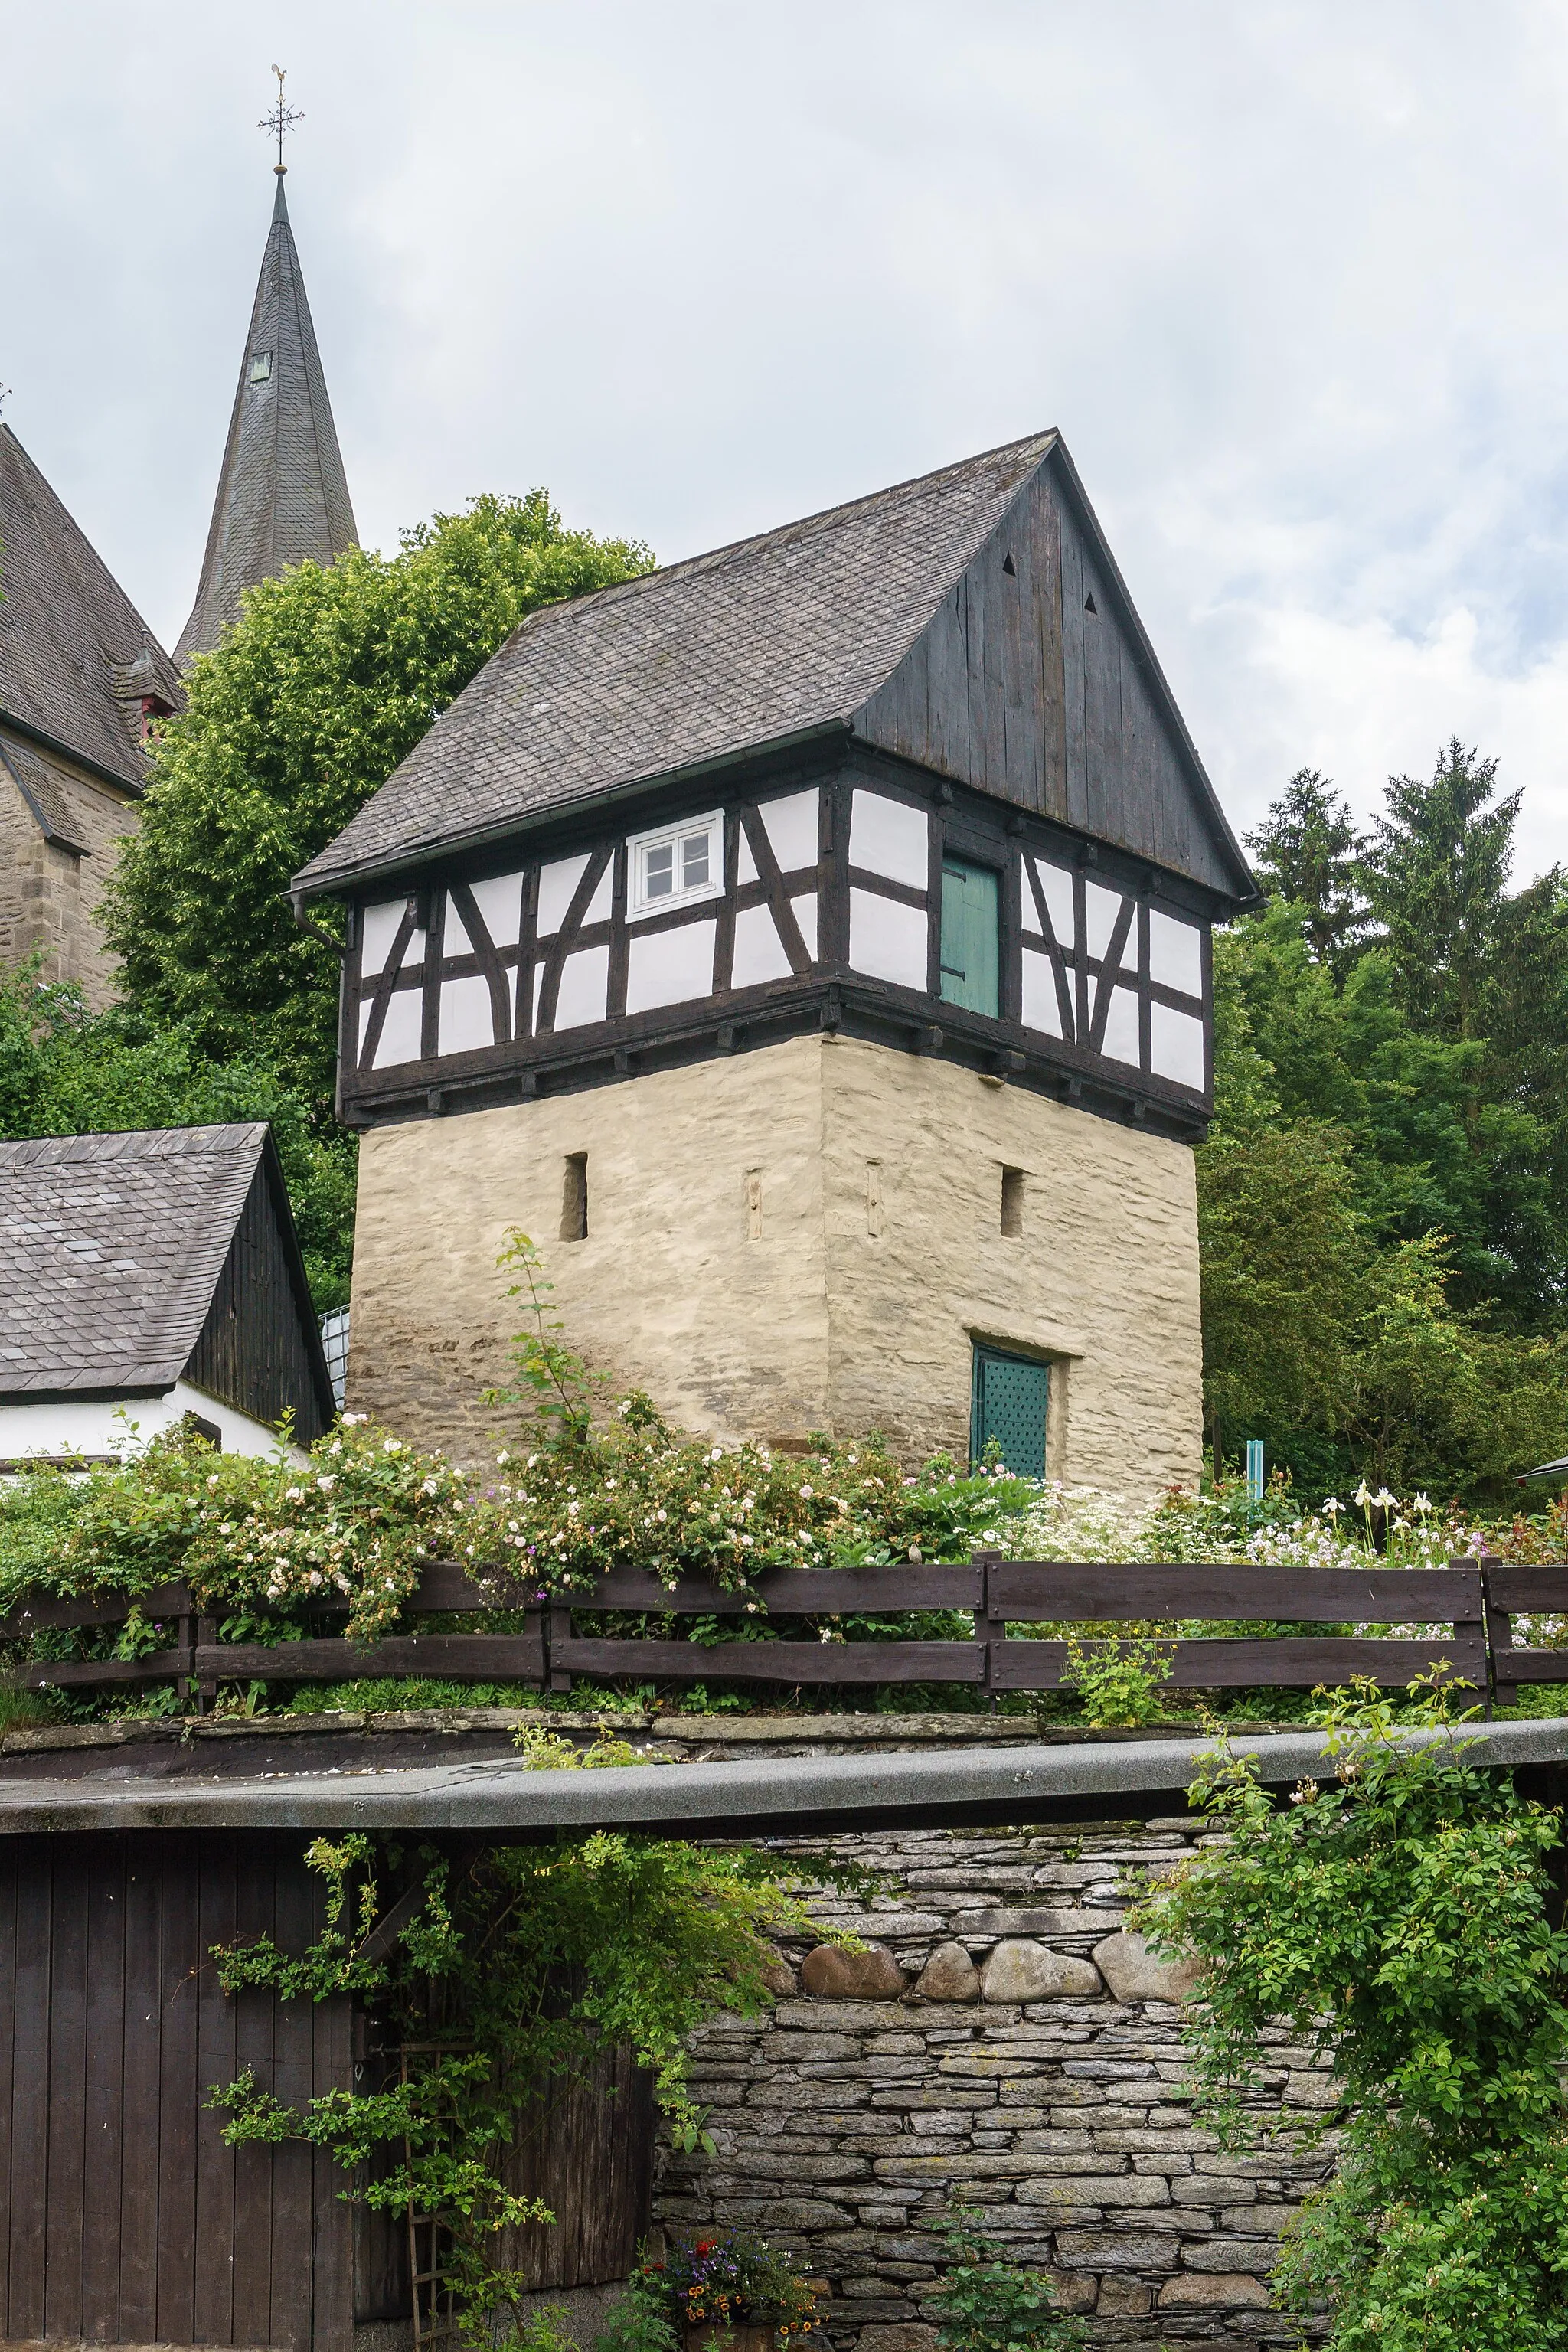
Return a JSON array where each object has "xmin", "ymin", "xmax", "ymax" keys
[{"xmin": 175, "ymin": 80, "xmax": 357, "ymax": 665}]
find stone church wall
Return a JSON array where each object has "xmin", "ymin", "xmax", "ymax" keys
[
  {"xmin": 348, "ymin": 1033, "xmax": 1202, "ymax": 1496},
  {"xmin": 656, "ymin": 1811, "xmax": 1333, "ymax": 2349},
  {"xmin": 0, "ymin": 745, "xmax": 139, "ymax": 1009}
]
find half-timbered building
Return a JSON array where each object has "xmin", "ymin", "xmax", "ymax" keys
[{"xmin": 294, "ymin": 433, "xmax": 1256, "ymax": 1490}]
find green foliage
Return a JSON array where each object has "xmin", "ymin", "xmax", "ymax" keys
[
  {"xmin": 0, "ymin": 960, "xmax": 355, "ymax": 1306},
  {"xmin": 1367, "ymin": 738, "xmax": 1522, "ymax": 1043},
  {"xmin": 13, "ymin": 1415, "xmax": 472, "ymax": 1640},
  {"xmin": 106, "ymin": 492, "xmax": 653, "ymax": 1107},
  {"xmin": 1204, "ymin": 744, "xmax": 1568, "ymax": 1499},
  {"xmin": 504, "ymin": 2308, "xmax": 582, "ymax": 2352},
  {"xmin": 485, "ymin": 1231, "xmax": 606, "ymax": 1442},
  {"xmin": 1246, "ymin": 766, "xmax": 1371, "ymax": 977},
  {"xmin": 0, "ymin": 1459, "xmax": 87, "ymax": 1591},
  {"xmin": 593, "ymin": 2267, "xmax": 678, "ymax": 2352},
  {"xmin": 1138, "ymin": 1674, "xmax": 1568, "ymax": 2347},
  {"xmin": 1059, "ymin": 1631, "xmax": 1173, "ymax": 1728},
  {"xmin": 209, "ymin": 1825, "xmax": 841, "ymax": 2331},
  {"xmin": 923, "ymin": 2207, "xmax": 1084, "ymax": 2351}
]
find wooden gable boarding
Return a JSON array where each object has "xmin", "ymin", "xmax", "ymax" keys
[{"xmin": 187, "ymin": 1146, "xmax": 336, "ymax": 1446}]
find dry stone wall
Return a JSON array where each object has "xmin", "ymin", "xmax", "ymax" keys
[{"xmin": 655, "ymin": 1818, "xmax": 1334, "ymax": 2350}]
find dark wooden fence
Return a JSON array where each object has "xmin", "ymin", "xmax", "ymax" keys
[
  {"xmin": 1485, "ymin": 1565, "xmax": 1568, "ymax": 1710},
  {"xmin": 2, "ymin": 1553, "xmax": 1534, "ymax": 1710}
]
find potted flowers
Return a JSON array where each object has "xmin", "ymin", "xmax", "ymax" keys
[{"xmin": 638, "ymin": 2231, "xmax": 819, "ymax": 2352}]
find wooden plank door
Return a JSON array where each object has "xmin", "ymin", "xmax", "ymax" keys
[{"xmin": 0, "ymin": 1831, "xmax": 357, "ymax": 2352}]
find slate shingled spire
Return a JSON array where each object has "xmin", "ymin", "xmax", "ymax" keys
[{"xmin": 175, "ymin": 172, "xmax": 357, "ymax": 665}]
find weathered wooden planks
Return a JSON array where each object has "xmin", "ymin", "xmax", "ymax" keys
[
  {"xmin": 0, "ymin": 1554, "xmax": 1530, "ymax": 1706},
  {"xmin": 0, "ymin": 1834, "xmax": 359, "ymax": 2352}
]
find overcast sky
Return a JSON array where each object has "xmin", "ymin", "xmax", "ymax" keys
[{"xmin": 7, "ymin": 2, "xmax": 1568, "ymax": 878}]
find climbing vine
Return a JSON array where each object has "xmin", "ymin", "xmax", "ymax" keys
[
  {"xmin": 207, "ymin": 1738, "xmax": 868, "ymax": 2331},
  {"xmin": 1138, "ymin": 1674, "xmax": 1568, "ymax": 2350}
]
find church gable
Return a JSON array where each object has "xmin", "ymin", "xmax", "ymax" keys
[{"xmin": 854, "ymin": 446, "xmax": 1251, "ymax": 903}]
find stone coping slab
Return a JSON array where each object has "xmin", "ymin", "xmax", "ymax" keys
[
  {"xmin": 0, "ymin": 1707, "xmax": 1308, "ymax": 1759},
  {"xmin": 0, "ymin": 1719, "xmax": 1563, "ymax": 1838}
]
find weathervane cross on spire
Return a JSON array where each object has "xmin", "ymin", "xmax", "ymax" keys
[{"xmin": 260, "ymin": 64, "xmax": 303, "ymax": 175}]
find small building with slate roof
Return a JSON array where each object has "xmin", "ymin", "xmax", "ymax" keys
[
  {"xmin": 0, "ymin": 425, "xmax": 181, "ymax": 1008},
  {"xmin": 294, "ymin": 432, "xmax": 1258, "ymax": 1493},
  {"xmin": 0, "ymin": 1123, "xmax": 335, "ymax": 1463}
]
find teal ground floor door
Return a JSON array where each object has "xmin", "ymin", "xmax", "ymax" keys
[{"xmin": 970, "ymin": 1345, "xmax": 1050, "ymax": 1478}]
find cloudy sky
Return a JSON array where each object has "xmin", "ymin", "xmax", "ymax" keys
[{"xmin": 7, "ymin": 2, "xmax": 1568, "ymax": 877}]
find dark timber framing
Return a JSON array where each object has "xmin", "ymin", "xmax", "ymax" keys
[{"xmin": 337, "ymin": 746, "xmax": 1218, "ymax": 1142}]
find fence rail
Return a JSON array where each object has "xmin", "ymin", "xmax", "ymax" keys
[{"xmin": 0, "ymin": 1553, "xmax": 1540, "ymax": 1715}]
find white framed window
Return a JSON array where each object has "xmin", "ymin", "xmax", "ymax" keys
[{"xmin": 626, "ymin": 810, "xmax": 724, "ymax": 920}]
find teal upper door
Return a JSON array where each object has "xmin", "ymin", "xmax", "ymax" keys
[{"xmin": 939, "ymin": 859, "xmax": 1000, "ymax": 1017}]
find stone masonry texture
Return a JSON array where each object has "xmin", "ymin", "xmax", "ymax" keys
[
  {"xmin": 0, "ymin": 751, "xmax": 139, "ymax": 1010},
  {"xmin": 654, "ymin": 1814, "xmax": 1334, "ymax": 2352},
  {"xmin": 348, "ymin": 1033, "xmax": 1203, "ymax": 1497}
]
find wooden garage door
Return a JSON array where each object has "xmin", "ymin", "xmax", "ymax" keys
[{"xmin": 0, "ymin": 1830, "xmax": 358, "ymax": 2352}]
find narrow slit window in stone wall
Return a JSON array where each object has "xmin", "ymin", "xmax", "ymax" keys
[
  {"xmin": 1000, "ymin": 1166, "xmax": 1024, "ymax": 1236},
  {"xmin": 561, "ymin": 1152, "xmax": 588, "ymax": 1241}
]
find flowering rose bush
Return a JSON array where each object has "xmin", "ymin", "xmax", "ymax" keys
[{"xmin": 40, "ymin": 1413, "xmax": 474, "ymax": 1642}]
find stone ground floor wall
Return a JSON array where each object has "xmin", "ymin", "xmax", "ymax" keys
[
  {"xmin": 348, "ymin": 1034, "xmax": 1203, "ymax": 1498},
  {"xmin": 655, "ymin": 1817, "xmax": 1335, "ymax": 2350}
]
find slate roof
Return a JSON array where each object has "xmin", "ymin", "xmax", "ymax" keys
[
  {"xmin": 0, "ymin": 427, "xmax": 181, "ymax": 792},
  {"xmin": 0, "ymin": 1125, "xmax": 271, "ymax": 1396},
  {"xmin": 175, "ymin": 175, "xmax": 358, "ymax": 665},
  {"xmin": 293, "ymin": 432, "xmax": 1060, "ymax": 896}
]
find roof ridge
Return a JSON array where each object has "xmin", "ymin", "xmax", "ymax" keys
[
  {"xmin": 0, "ymin": 1122, "xmax": 269, "ymax": 1168},
  {"xmin": 537, "ymin": 430, "xmax": 1059, "ymax": 625}
]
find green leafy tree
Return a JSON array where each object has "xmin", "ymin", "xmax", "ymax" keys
[
  {"xmin": 106, "ymin": 492, "xmax": 653, "ymax": 1105},
  {"xmin": 1367, "ymin": 737, "xmax": 1523, "ymax": 1041},
  {"xmin": 1139, "ymin": 1678, "xmax": 1568, "ymax": 2349},
  {"xmin": 1214, "ymin": 901, "xmax": 1560, "ymax": 1321},
  {"xmin": 1245, "ymin": 767, "xmax": 1371, "ymax": 976}
]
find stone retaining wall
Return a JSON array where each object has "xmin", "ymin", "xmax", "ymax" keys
[{"xmin": 655, "ymin": 1817, "xmax": 1334, "ymax": 2350}]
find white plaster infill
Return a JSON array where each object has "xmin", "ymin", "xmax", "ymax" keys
[
  {"xmin": 0, "ymin": 1719, "xmax": 1563, "ymax": 1838},
  {"xmin": 0, "ymin": 1380, "xmax": 300, "ymax": 1466}
]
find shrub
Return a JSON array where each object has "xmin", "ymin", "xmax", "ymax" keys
[{"xmin": 1138, "ymin": 1673, "xmax": 1568, "ymax": 2347}]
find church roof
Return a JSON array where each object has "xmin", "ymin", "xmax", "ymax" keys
[
  {"xmin": 293, "ymin": 431, "xmax": 1253, "ymax": 904},
  {"xmin": 0, "ymin": 426, "xmax": 181, "ymax": 792},
  {"xmin": 175, "ymin": 175, "xmax": 357, "ymax": 665},
  {"xmin": 0, "ymin": 1124, "xmax": 311, "ymax": 1400}
]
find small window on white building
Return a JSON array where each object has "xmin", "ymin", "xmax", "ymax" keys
[{"xmin": 626, "ymin": 812, "xmax": 724, "ymax": 920}]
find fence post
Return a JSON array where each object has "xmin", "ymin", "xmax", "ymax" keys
[
  {"xmin": 195, "ymin": 1614, "xmax": 218, "ymax": 1713},
  {"xmin": 176, "ymin": 1609, "xmax": 197, "ymax": 1709},
  {"xmin": 1476, "ymin": 1554, "xmax": 1515, "ymax": 1716},
  {"xmin": 544, "ymin": 1599, "xmax": 572, "ymax": 1695},
  {"xmin": 973, "ymin": 1551, "xmax": 1003, "ymax": 1714}
]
